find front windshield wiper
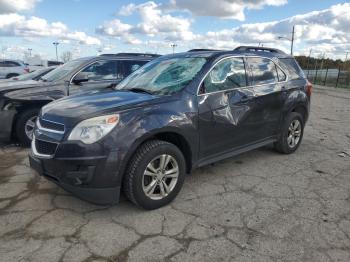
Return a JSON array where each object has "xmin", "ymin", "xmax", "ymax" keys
[{"xmin": 127, "ymin": 88, "xmax": 154, "ymax": 95}]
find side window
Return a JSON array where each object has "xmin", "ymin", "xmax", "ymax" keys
[
  {"xmin": 247, "ymin": 57, "xmax": 278, "ymax": 85},
  {"xmin": 276, "ymin": 66, "xmax": 286, "ymax": 82},
  {"xmin": 0, "ymin": 61, "xmax": 5, "ymax": 67},
  {"xmin": 80, "ymin": 60, "xmax": 120, "ymax": 81},
  {"xmin": 203, "ymin": 57, "xmax": 247, "ymax": 93},
  {"xmin": 122, "ymin": 60, "xmax": 148, "ymax": 77}
]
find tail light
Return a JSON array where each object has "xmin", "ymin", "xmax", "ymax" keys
[{"xmin": 305, "ymin": 81, "xmax": 312, "ymax": 97}]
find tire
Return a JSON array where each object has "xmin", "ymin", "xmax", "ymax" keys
[
  {"xmin": 274, "ymin": 112, "xmax": 304, "ymax": 154},
  {"xmin": 15, "ymin": 109, "xmax": 39, "ymax": 147},
  {"xmin": 6, "ymin": 73, "xmax": 19, "ymax": 79},
  {"xmin": 123, "ymin": 140, "xmax": 186, "ymax": 210}
]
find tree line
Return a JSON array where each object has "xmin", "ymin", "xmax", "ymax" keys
[{"xmin": 295, "ymin": 56, "xmax": 350, "ymax": 71}]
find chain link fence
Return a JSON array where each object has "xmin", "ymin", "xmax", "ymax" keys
[{"xmin": 304, "ymin": 68, "xmax": 350, "ymax": 88}]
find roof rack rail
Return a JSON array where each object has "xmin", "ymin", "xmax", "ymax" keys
[
  {"xmin": 100, "ymin": 53, "xmax": 161, "ymax": 58},
  {"xmin": 187, "ymin": 49, "xmax": 221, "ymax": 52},
  {"xmin": 234, "ymin": 46, "xmax": 285, "ymax": 54}
]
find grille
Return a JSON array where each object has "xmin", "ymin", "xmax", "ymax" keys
[
  {"xmin": 39, "ymin": 118, "xmax": 65, "ymax": 132},
  {"xmin": 35, "ymin": 139, "xmax": 58, "ymax": 155}
]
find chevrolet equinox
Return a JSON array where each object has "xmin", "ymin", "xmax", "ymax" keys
[{"xmin": 29, "ymin": 46, "xmax": 312, "ymax": 209}]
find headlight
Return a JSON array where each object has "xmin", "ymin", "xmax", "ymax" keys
[{"xmin": 68, "ymin": 114, "xmax": 119, "ymax": 144}]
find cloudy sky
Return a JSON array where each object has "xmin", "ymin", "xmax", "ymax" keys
[{"xmin": 0, "ymin": 0, "xmax": 349, "ymax": 60}]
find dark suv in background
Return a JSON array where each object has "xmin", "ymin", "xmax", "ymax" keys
[
  {"xmin": 0, "ymin": 53, "xmax": 159, "ymax": 145},
  {"xmin": 29, "ymin": 46, "xmax": 312, "ymax": 209}
]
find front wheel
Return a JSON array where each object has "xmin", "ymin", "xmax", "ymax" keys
[
  {"xmin": 123, "ymin": 140, "xmax": 186, "ymax": 210},
  {"xmin": 274, "ymin": 112, "xmax": 304, "ymax": 154},
  {"xmin": 15, "ymin": 109, "xmax": 39, "ymax": 147}
]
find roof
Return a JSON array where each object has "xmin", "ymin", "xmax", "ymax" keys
[
  {"xmin": 99, "ymin": 53, "xmax": 160, "ymax": 59},
  {"xmin": 170, "ymin": 46, "xmax": 293, "ymax": 60}
]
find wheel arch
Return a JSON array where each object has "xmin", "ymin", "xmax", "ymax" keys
[{"xmin": 119, "ymin": 129, "xmax": 194, "ymax": 185}]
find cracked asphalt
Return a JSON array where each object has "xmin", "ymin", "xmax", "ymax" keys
[{"xmin": 0, "ymin": 86, "xmax": 350, "ymax": 262}]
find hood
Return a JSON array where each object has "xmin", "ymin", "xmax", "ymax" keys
[
  {"xmin": 0, "ymin": 79, "xmax": 42, "ymax": 92},
  {"xmin": 41, "ymin": 89, "xmax": 162, "ymax": 124}
]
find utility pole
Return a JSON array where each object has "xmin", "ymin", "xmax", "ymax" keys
[
  {"xmin": 277, "ymin": 25, "xmax": 295, "ymax": 55},
  {"xmin": 170, "ymin": 43, "xmax": 177, "ymax": 54},
  {"xmin": 306, "ymin": 49, "xmax": 312, "ymax": 78},
  {"xmin": 53, "ymin": 42, "xmax": 59, "ymax": 61},
  {"xmin": 290, "ymin": 25, "xmax": 295, "ymax": 56},
  {"xmin": 28, "ymin": 48, "xmax": 32, "ymax": 57}
]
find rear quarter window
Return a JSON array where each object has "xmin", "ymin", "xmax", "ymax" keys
[{"xmin": 279, "ymin": 58, "xmax": 305, "ymax": 80}]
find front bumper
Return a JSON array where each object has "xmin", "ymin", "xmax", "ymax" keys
[
  {"xmin": 29, "ymin": 141, "xmax": 122, "ymax": 205},
  {"xmin": 0, "ymin": 110, "xmax": 16, "ymax": 141}
]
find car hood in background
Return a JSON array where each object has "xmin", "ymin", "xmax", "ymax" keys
[{"xmin": 0, "ymin": 80, "xmax": 42, "ymax": 92}]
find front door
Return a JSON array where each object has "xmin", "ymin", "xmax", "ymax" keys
[{"xmin": 198, "ymin": 56, "xmax": 258, "ymax": 159}]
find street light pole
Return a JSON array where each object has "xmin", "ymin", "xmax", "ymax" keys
[
  {"xmin": 277, "ymin": 25, "xmax": 295, "ymax": 55},
  {"xmin": 171, "ymin": 43, "xmax": 177, "ymax": 54},
  {"xmin": 28, "ymin": 48, "xmax": 32, "ymax": 57},
  {"xmin": 53, "ymin": 42, "xmax": 59, "ymax": 61}
]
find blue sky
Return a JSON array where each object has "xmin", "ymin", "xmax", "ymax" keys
[{"xmin": 0, "ymin": 0, "xmax": 349, "ymax": 60}]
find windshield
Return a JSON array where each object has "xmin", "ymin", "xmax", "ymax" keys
[
  {"xmin": 15, "ymin": 68, "xmax": 51, "ymax": 81},
  {"xmin": 116, "ymin": 57, "xmax": 207, "ymax": 95},
  {"xmin": 41, "ymin": 59, "xmax": 85, "ymax": 82}
]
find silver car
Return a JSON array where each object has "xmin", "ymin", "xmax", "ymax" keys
[{"xmin": 0, "ymin": 59, "xmax": 29, "ymax": 79}]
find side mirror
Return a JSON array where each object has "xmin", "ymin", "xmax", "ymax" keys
[{"xmin": 72, "ymin": 72, "xmax": 89, "ymax": 85}]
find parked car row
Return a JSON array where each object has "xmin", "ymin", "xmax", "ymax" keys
[
  {"xmin": 2, "ymin": 47, "xmax": 312, "ymax": 209},
  {"xmin": 0, "ymin": 53, "xmax": 159, "ymax": 145}
]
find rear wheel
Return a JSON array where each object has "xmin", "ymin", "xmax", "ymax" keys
[
  {"xmin": 15, "ymin": 109, "xmax": 39, "ymax": 147},
  {"xmin": 123, "ymin": 140, "xmax": 186, "ymax": 210},
  {"xmin": 274, "ymin": 112, "xmax": 304, "ymax": 154}
]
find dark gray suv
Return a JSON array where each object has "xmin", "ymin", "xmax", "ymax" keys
[{"xmin": 29, "ymin": 46, "xmax": 312, "ymax": 209}]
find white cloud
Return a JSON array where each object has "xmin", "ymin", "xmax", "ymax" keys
[
  {"xmin": 191, "ymin": 3, "xmax": 350, "ymax": 55},
  {"xmin": 0, "ymin": 13, "xmax": 101, "ymax": 45},
  {"xmin": 167, "ymin": 0, "xmax": 287, "ymax": 20},
  {"xmin": 97, "ymin": 1, "xmax": 194, "ymax": 43},
  {"xmin": 0, "ymin": 0, "xmax": 40, "ymax": 14}
]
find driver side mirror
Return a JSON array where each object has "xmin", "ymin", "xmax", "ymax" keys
[{"xmin": 72, "ymin": 72, "xmax": 89, "ymax": 85}]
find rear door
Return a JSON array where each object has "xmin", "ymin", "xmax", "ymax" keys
[
  {"xmin": 245, "ymin": 57, "xmax": 287, "ymax": 139},
  {"xmin": 198, "ymin": 56, "xmax": 258, "ymax": 158},
  {"xmin": 69, "ymin": 60, "xmax": 122, "ymax": 95}
]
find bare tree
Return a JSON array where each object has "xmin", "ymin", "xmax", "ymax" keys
[{"xmin": 61, "ymin": 51, "xmax": 73, "ymax": 63}]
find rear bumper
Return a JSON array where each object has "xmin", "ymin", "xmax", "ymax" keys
[
  {"xmin": 0, "ymin": 110, "xmax": 16, "ymax": 141},
  {"xmin": 29, "ymin": 150, "xmax": 121, "ymax": 205}
]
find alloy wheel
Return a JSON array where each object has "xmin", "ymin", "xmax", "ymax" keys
[
  {"xmin": 287, "ymin": 119, "xmax": 301, "ymax": 148},
  {"xmin": 24, "ymin": 116, "xmax": 37, "ymax": 141},
  {"xmin": 142, "ymin": 154, "xmax": 179, "ymax": 200}
]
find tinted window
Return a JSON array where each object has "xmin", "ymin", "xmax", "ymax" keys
[
  {"xmin": 80, "ymin": 60, "xmax": 121, "ymax": 81},
  {"xmin": 203, "ymin": 57, "xmax": 247, "ymax": 93},
  {"xmin": 247, "ymin": 57, "xmax": 278, "ymax": 85},
  {"xmin": 122, "ymin": 60, "xmax": 149, "ymax": 77},
  {"xmin": 279, "ymin": 58, "xmax": 305, "ymax": 80}
]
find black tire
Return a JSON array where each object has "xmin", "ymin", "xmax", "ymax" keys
[
  {"xmin": 123, "ymin": 140, "xmax": 186, "ymax": 210},
  {"xmin": 274, "ymin": 112, "xmax": 304, "ymax": 154},
  {"xmin": 15, "ymin": 109, "xmax": 39, "ymax": 147},
  {"xmin": 6, "ymin": 73, "xmax": 19, "ymax": 79}
]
